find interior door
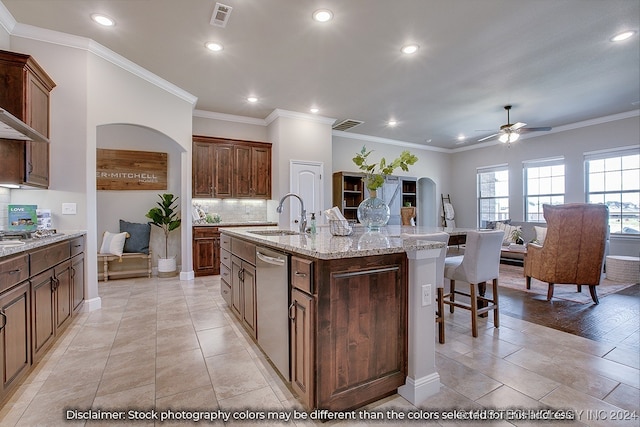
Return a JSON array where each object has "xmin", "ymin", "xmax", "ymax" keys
[{"xmin": 290, "ymin": 161, "xmax": 323, "ymax": 228}]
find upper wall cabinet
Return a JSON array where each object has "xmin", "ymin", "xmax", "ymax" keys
[
  {"xmin": 192, "ymin": 136, "xmax": 272, "ymax": 199},
  {"xmin": 0, "ymin": 50, "xmax": 56, "ymax": 188}
]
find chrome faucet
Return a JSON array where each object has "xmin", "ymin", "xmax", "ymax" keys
[{"xmin": 277, "ymin": 193, "xmax": 307, "ymax": 233}]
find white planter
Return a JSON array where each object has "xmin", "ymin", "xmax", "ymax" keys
[{"xmin": 157, "ymin": 256, "xmax": 177, "ymax": 278}]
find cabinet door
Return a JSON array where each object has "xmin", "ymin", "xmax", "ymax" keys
[
  {"xmin": 192, "ymin": 141, "xmax": 214, "ymax": 197},
  {"xmin": 71, "ymin": 253, "xmax": 85, "ymax": 313},
  {"xmin": 25, "ymin": 70, "xmax": 51, "ymax": 137},
  {"xmin": 233, "ymin": 145, "xmax": 252, "ymax": 198},
  {"xmin": 31, "ymin": 270, "xmax": 55, "ymax": 362},
  {"xmin": 214, "ymin": 144, "xmax": 233, "ymax": 198},
  {"xmin": 0, "ymin": 281, "xmax": 30, "ymax": 397},
  {"xmin": 230, "ymin": 256, "xmax": 243, "ymax": 319},
  {"xmin": 290, "ymin": 288, "xmax": 314, "ymax": 409},
  {"xmin": 251, "ymin": 146, "xmax": 271, "ymax": 198},
  {"xmin": 193, "ymin": 228, "xmax": 221, "ymax": 277},
  {"xmin": 24, "ymin": 140, "xmax": 49, "ymax": 187},
  {"xmin": 241, "ymin": 262, "xmax": 256, "ymax": 338},
  {"xmin": 54, "ymin": 261, "xmax": 72, "ymax": 331}
]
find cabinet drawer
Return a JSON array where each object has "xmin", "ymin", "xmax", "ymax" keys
[
  {"xmin": 220, "ymin": 263, "xmax": 231, "ymax": 284},
  {"xmin": 0, "ymin": 254, "xmax": 29, "ymax": 293},
  {"xmin": 30, "ymin": 241, "xmax": 70, "ymax": 276},
  {"xmin": 220, "ymin": 233, "xmax": 231, "ymax": 252},
  {"xmin": 220, "ymin": 248, "xmax": 231, "ymax": 269},
  {"xmin": 291, "ymin": 256, "xmax": 313, "ymax": 294},
  {"xmin": 194, "ymin": 227, "xmax": 219, "ymax": 238},
  {"xmin": 231, "ymin": 238, "xmax": 255, "ymax": 265},
  {"xmin": 220, "ymin": 277, "xmax": 231, "ymax": 305},
  {"xmin": 70, "ymin": 236, "xmax": 85, "ymax": 257}
]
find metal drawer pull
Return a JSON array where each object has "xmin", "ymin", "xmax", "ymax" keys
[
  {"xmin": 333, "ymin": 266, "xmax": 399, "ymax": 278},
  {"xmin": 288, "ymin": 302, "xmax": 295, "ymax": 320},
  {"xmin": 294, "ymin": 271, "xmax": 307, "ymax": 277},
  {"xmin": 8, "ymin": 268, "xmax": 22, "ymax": 275},
  {"xmin": 0, "ymin": 310, "xmax": 6, "ymax": 331},
  {"xmin": 256, "ymin": 252, "xmax": 286, "ymax": 265}
]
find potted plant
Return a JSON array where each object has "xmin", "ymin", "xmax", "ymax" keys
[
  {"xmin": 352, "ymin": 146, "xmax": 418, "ymax": 230},
  {"xmin": 146, "ymin": 193, "xmax": 181, "ymax": 277}
]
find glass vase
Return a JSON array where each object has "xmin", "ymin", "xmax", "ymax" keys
[{"xmin": 357, "ymin": 189, "xmax": 390, "ymax": 231}]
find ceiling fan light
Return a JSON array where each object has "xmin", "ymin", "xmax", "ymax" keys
[
  {"xmin": 510, "ymin": 132, "xmax": 520, "ymax": 142},
  {"xmin": 498, "ymin": 133, "xmax": 509, "ymax": 143}
]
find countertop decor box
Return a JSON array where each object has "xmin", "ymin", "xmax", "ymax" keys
[{"xmin": 8, "ymin": 204, "xmax": 38, "ymax": 231}]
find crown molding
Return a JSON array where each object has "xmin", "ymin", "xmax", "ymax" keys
[
  {"xmin": 5, "ymin": 20, "xmax": 197, "ymax": 106},
  {"xmin": 331, "ymin": 130, "xmax": 451, "ymax": 153},
  {"xmin": 193, "ymin": 109, "xmax": 266, "ymax": 126},
  {"xmin": 0, "ymin": 1, "xmax": 16, "ymax": 34},
  {"xmin": 265, "ymin": 108, "xmax": 336, "ymax": 126}
]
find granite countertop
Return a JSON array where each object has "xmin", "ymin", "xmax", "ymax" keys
[
  {"xmin": 220, "ymin": 225, "xmax": 450, "ymax": 260},
  {"xmin": 0, "ymin": 230, "xmax": 87, "ymax": 259},
  {"xmin": 193, "ymin": 221, "xmax": 278, "ymax": 227}
]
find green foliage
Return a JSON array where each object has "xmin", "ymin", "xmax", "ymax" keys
[
  {"xmin": 146, "ymin": 193, "xmax": 181, "ymax": 258},
  {"xmin": 352, "ymin": 146, "xmax": 418, "ymax": 191}
]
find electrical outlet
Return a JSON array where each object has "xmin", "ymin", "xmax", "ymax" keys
[{"xmin": 421, "ymin": 284, "xmax": 432, "ymax": 307}]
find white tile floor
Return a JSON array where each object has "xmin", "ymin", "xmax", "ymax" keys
[{"xmin": 0, "ymin": 274, "xmax": 638, "ymax": 426}]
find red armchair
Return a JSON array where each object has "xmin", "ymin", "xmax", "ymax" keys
[{"xmin": 523, "ymin": 203, "xmax": 608, "ymax": 304}]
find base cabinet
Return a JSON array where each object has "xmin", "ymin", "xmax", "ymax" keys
[
  {"xmin": 0, "ymin": 281, "xmax": 30, "ymax": 396},
  {"xmin": 231, "ymin": 255, "xmax": 257, "ymax": 339},
  {"xmin": 290, "ymin": 287, "xmax": 314, "ymax": 409},
  {"xmin": 0, "ymin": 235, "xmax": 85, "ymax": 404},
  {"xmin": 193, "ymin": 227, "xmax": 220, "ymax": 276}
]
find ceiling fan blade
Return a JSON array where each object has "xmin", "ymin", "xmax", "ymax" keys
[
  {"xmin": 520, "ymin": 126, "xmax": 552, "ymax": 132},
  {"xmin": 510, "ymin": 122, "xmax": 527, "ymax": 130},
  {"xmin": 478, "ymin": 133, "xmax": 498, "ymax": 142}
]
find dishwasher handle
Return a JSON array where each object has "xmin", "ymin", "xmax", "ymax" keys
[{"xmin": 256, "ymin": 251, "xmax": 286, "ymax": 266}]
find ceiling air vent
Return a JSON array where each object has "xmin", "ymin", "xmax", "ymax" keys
[
  {"xmin": 332, "ymin": 119, "xmax": 364, "ymax": 131},
  {"xmin": 210, "ymin": 3, "xmax": 233, "ymax": 28}
]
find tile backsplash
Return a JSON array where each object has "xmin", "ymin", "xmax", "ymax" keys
[
  {"xmin": 192, "ymin": 199, "xmax": 278, "ymax": 224},
  {"xmin": 0, "ymin": 188, "xmax": 9, "ymax": 230}
]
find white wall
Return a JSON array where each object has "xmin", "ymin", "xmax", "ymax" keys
[
  {"xmin": 96, "ymin": 124, "xmax": 183, "ymax": 266},
  {"xmin": 193, "ymin": 115, "xmax": 268, "ymax": 142},
  {"xmin": 267, "ymin": 112, "xmax": 334, "ymax": 226},
  {"xmin": 332, "ymin": 135, "xmax": 452, "ymax": 224},
  {"xmin": 449, "ymin": 115, "xmax": 640, "ymax": 256},
  {"xmin": 6, "ymin": 26, "xmax": 195, "ymax": 308}
]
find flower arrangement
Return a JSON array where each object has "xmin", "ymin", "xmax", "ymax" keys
[{"xmin": 352, "ymin": 146, "xmax": 418, "ymax": 191}]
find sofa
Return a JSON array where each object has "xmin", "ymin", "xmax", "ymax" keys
[{"xmin": 484, "ymin": 220, "xmax": 547, "ymax": 264}]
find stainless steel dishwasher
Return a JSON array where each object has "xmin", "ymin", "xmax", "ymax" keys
[{"xmin": 255, "ymin": 246, "xmax": 290, "ymax": 380}]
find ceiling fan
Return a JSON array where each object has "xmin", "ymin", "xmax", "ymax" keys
[{"xmin": 478, "ymin": 105, "xmax": 552, "ymax": 143}]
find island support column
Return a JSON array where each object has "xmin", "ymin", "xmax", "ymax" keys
[{"xmin": 398, "ymin": 246, "xmax": 442, "ymax": 405}]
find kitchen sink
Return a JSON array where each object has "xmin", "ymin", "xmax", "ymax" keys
[{"xmin": 249, "ymin": 230, "xmax": 300, "ymax": 236}]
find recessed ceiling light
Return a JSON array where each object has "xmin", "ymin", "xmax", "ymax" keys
[
  {"xmin": 91, "ymin": 13, "xmax": 115, "ymax": 27},
  {"xmin": 310, "ymin": 107, "xmax": 319, "ymax": 114},
  {"xmin": 401, "ymin": 44, "xmax": 419, "ymax": 54},
  {"xmin": 388, "ymin": 120, "xmax": 397, "ymax": 127},
  {"xmin": 205, "ymin": 41, "xmax": 224, "ymax": 52},
  {"xmin": 457, "ymin": 135, "xmax": 466, "ymax": 141},
  {"xmin": 610, "ymin": 30, "xmax": 637, "ymax": 42},
  {"xmin": 247, "ymin": 96, "xmax": 258, "ymax": 103},
  {"xmin": 313, "ymin": 9, "xmax": 333, "ymax": 23}
]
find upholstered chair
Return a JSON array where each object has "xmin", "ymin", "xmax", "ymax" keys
[
  {"xmin": 523, "ymin": 203, "xmax": 609, "ymax": 304},
  {"xmin": 401, "ymin": 232, "xmax": 450, "ymax": 343},
  {"xmin": 443, "ymin": 230, "xmax": 504, "ymax": 338}
]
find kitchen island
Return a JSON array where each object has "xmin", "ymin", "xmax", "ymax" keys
[{"xmin": 219, "ymin": 225, "xmax": 446, "ymax": 411}]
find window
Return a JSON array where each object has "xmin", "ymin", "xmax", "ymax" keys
[
  {"xmin": 478, "ymin": 165, "xmax": 509, "ymax": 227},
  {"xmin": 585, "ymin": 147, "xmax": 640, "ymax": 235},
  {"xmin": 524, "ymin": 158, "xmax": 565, "ymax": 222}
]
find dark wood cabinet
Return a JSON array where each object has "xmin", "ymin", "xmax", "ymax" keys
[
  {"xmin": 0, "ymin": 254, "xmax": 31, "ymax": 400},
  {"xmin": 192, "ymin": 141, "xmax": 215, "ymax": 197},
  {"xmin": 71, "ymin": 253, "xmax": 85, "ymax": 313},
  {"xmin": 0, "ymin": 49, "xmax": 55, "ymax": 189},
  {"xmin": 332, "ymin": 172, "xmax": 365, "ymax": 221},
  {"xmin": 192, "ymin": 135, "xmax": 271, "ymax": 199},
  {"xmin": 193, "ymin": 226, "xmax": 220, "ymax": 276},
  {"xmin": 0, "ymin": 281, "xmax": 31, "ymax": 398}
]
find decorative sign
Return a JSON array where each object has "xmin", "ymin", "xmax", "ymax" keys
[
  {"xmin": 8, "ymin": 205, "xmax": 38, "ymax": 231},
  {"xmin": 96, "ymin": 148, "xmax": 167, "ymax": 190}
]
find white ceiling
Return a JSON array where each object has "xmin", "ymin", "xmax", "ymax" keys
[{"xmin": 2, "ymin": 0, "xmax": 639, "ymax": 149}]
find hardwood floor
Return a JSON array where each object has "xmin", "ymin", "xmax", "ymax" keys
[{"xmin": 499, "ymin": 283, "xmax": 639, "ymax": 349}]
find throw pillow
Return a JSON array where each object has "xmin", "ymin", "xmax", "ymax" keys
[
  {"xmin": 485, "ymin": 219, "xmax": 511, "ymax": 229},
  {"xmin": 99, "ymin": 231, "xmax": 129, "ymax": 257},
  {"xmin": 120, "ymin": 220, "xmax": 151, "ymax": 254},
  {"xmin": 534, "ymin": 226, "xmax": 548, "ymax": 245},
  {"xmin": 495, "ymin": 221, "xmax": 522, "ymax": 244}
]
